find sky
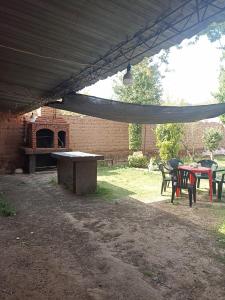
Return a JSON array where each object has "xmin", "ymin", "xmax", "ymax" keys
[{"xmin": 81, "ymin": 35, "xmax": 223, "ymax": 105}]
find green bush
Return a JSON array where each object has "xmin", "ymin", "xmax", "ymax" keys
[
  {"xmin": 128, "ymin": 152, "xmax": 149, "ymax": 168},
  {"xmin": 203, "ymin": 128, "xmax": 223, "ymax": 159},
  {"xmin": 155, "ymin": 123, "xmax": 183, "ymax": 161},
  {"xmin": 158, "ymin": 140, "xmax": 180, "ymax": 161}
]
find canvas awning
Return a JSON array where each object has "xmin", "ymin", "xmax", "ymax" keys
[{"xmin": 48, "ymin": 94, "xmax": 225, "ymax": 124}]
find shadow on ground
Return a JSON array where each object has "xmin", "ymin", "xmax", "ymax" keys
[{"xmin": 0, "ymin": 172, "xmax": 225, "ymax": 300}]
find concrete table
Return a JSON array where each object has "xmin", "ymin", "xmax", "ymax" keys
[{"xmin": 52, "ymin": 151, "xmax": 104, "ymax": 195}]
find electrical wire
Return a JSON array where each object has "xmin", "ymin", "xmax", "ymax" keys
[{"xmin": 0, "ymin": 43, "xmax": 89, "ymax": 66}]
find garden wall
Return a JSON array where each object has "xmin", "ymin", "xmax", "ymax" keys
[
  {"xmin": 183, "ymin": 122, "xmax": 225, "ymax": 152},
  {"xmin": 1, "ymin": 106, "xmax": 225, "ymax": 173},
  {"xmin": 0, "ymin": 112, "xmax": 25, "ymax": 174},
  {"xmin": 41, "ymin": 107, "xmax": 129, "ymax": 162},
  {"xmin": 142, "ymin": 122, "xmax": 225, "ymax": 155}
]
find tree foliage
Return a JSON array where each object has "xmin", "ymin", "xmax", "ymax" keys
[
  {"xmin": 204, "ymin": 22, "xmax": 225, "ymax": 45},
  {"xmin": 155, "ymin": 123, "xmax": 184, "ymax": 161},
  {"xmin": 113, "ymin": 58, "xmax": 162, "ymax": 151},
  {"xmin": 214, "ymin": 63, "xmax": 225, "ymax": 123},
  {"xmin": 201, "ymin": 21, "xmax": 225, "ymax": 123},
  {"xmin": 203, "ymin": 128, "xmax": 223, "ymax": 159},
  {"xmin": 113, "ymin": 58, "xmax": 162, "ymax": 105}
]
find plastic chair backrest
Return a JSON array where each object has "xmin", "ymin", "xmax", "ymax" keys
[
  {"xmin": 167, "ymin": 158, "xmax": 183, "ymax": 170},
  {"xmin": 197, "ymin": 159, "xmax": 218, "ymax": 169}
]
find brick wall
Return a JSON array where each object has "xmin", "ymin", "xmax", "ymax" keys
[
  {"xmin": 43, "ymin": 108, "xmax": 225, "ymax": 156},
  {"xmin": 142, "ymin": 124, "xmax": 157, "ymax": 154},
  {"xmin": 0, "ymin": 113, "xmax": 25, "ymax": 174},
  {"xmin": 68, "ymin": 116, "xmax": 129, "ymax": 159},
  {"xmin": 41, "ymin": 107, "xmax": 129, "ymax": 161},
  {"xmin": 1, "ymin": 106, "xmax": 225, "ymax": 174},
  {"xmin": 183, "ymin": 122, "xmax": 225, "ymax": 151},
  {"xmin": 141, "ymin": 122, "xmax": 225, "ymax": 155}
]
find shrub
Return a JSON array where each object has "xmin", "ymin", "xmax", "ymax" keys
[
  {"xmin": 203, "ymin": 128, "xmax": 223, "ymax": 159},
  {"xmin": 155, "ymin": 123, "xmax": 184, "ymax": 161},
  {"xmin": 128, "ymin": 152, "xmax": 149, "ymax": 168},
  {"xmin": 158, "ymin": 140, "xmax": 180, "ymax": 161}
]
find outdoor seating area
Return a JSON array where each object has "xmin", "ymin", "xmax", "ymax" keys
[{"xmin": 159, "ymin": 157, "xmax": 225, "ymax": 201}]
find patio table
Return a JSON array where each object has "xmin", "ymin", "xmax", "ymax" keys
[
  {"xmin": 52, "ymin": 151, "xmax": 104, "ymax": 195},
  {"xmin": 178, "ymin": 165, "xmax": 213, "ymax": 202}
]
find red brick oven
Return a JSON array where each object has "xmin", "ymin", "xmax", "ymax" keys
[{"xmin": 22, "ymin": 115, "xmax": 69, "ymax": 173}]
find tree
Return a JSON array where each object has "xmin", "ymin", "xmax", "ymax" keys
[
  {"xmin": 214, "ymin": 62, "xmax": 225, "ymax": 123},
  {"xmin": 155, "ymin": 123, "xmax": 184, "ymax": 161},
  {"xmin": 114, "ymin": 58, "xmax": 162, "ymax": 105},
  {"xmin": 199, "ymin": 21, "xmax": 225, "ymax": 123},
  {"xmin": 203, "ymin": 22, "xmax": 225, "ymax": 46},
  {"xmin": 113, "ymin": 57, "xmax": 162, "ymax": 151},
  {"xmin": 203, "ymin": 128, "xmax": 223, "ymax": 160}
]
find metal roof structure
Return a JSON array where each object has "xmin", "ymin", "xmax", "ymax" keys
[{"xmin": 1, "ymin": 0, "xmax": 225, "ymax": 113}]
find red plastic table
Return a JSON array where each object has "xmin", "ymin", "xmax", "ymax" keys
[{"xmin": 178, "ymin": 165, "xmax": 213, "ymax": 202}]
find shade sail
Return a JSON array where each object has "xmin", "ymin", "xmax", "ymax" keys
[{"xmin": 48, "ymin": 94, "xmax": 225, "ymax": 124}]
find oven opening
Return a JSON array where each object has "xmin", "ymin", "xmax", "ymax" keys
[
  {"xmin": 58, "ymin": 131, "xmax": 66, "ymax": 148},
  {"xmin": 36, "ymin": 129, "xmax": 54, "ymax": 148}
]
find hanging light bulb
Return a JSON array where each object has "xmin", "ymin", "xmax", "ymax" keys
[{"xmin": 123, "ymin": 63, "xmax": 133, "ymax": 86}]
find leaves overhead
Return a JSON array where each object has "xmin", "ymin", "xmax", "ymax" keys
[
  {"xmin": 113, "ymin": 57, "xmax": 163, "ymax": 151},
  {"xmin": 113, "ymin": 57, "xmax": 162, "ymax": 105},
  {"xmin": 204, "ymin": 22, "xmax": 225, "ymax": 45},
  {"xmin": 202, "ymin": 21, "xmax": 225, "ymax": 123}
]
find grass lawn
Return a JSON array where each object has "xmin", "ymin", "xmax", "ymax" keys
[
  {"xmin": 96, "ymin": 155, "xmax": 225, "ymax": 203},
  {"xmin": 97, "ymin": 166, "xmax": 166, "ymax": 203}
]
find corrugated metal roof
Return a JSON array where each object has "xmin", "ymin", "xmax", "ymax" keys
[{"xmin": 0, "ymin": 0, "xmax": 225, "ymax": 112}]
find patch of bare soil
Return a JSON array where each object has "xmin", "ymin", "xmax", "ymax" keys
[{"xmin": 0, "ymin": 172, "xmax": 225, "ymax": 300}]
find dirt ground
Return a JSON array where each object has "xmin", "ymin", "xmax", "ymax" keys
[{"xmin": 0, "ymin": 172, "xmax": 225, "ymax": 300}]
